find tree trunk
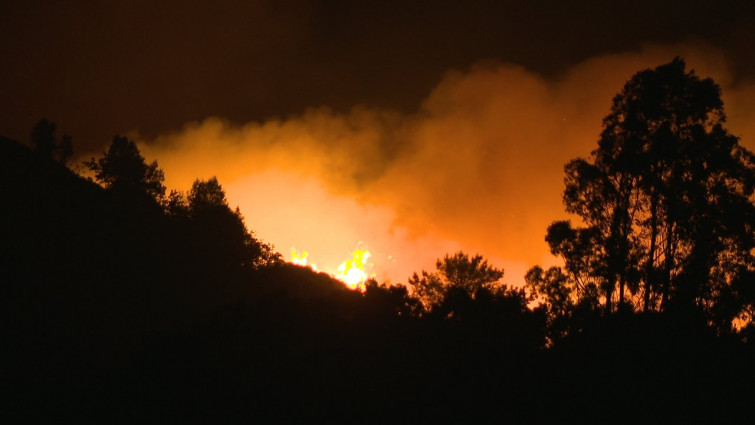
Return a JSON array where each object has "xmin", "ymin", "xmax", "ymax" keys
[
  {"xmin": 644, "ymin": 192, "xmax": 658, "ymax": 311},
  {"xmin": 660, "ymin": 220, "xmax": 674, "ymax": 310},
  {"xmin": 619, "ymin": 275, "xmax": 625, "ymax": 307},
  {"xmin": 605, "ymin": 289, "xmax": 613, "ymax": 314}
]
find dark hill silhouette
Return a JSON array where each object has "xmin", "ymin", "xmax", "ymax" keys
[
  {"xmin": 0, "ymin": 138, "xmax": 546, "ymax": 422},
  {"xmin": 2, "ymin": 133, "xmax": 753, "ymax": 423},
  {"xmin": 0, "ymin": 137, "xmax": 371, "ymax": 422}
]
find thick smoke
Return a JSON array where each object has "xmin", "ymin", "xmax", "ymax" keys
[{"xmin": 138, "ymin": 43, "xmax": 755, "ymax": 285}]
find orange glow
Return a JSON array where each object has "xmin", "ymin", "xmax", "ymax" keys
[{"xmin": 138, "ymin": 44, "xmax": 754, "ymax": 288}]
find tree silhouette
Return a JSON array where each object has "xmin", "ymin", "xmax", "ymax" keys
[
  {"xmin": 186, "ymin": 177, "xmax": 281, "ymax": 270},
  {"xmin": 546, "ymin": 58, "xmax": 755, "ymax": 325},
  {"xmin": 362, "ymin": 279, "xmax": 419, "ymax": 318},
  {"xmin": 163, "ymin": 189, "xmax": 190, "ymax": 218},
  {"xmin": 30, "ymin": 118, "xmax": 73, "ymax": 163},
  {"xmin": 85, "ymin": 135, "xmax": 166, "ymax": 201},
  {"xmin": 542, "ymin": 221, "xmax": 604, "ymax": 304},
  {"xmin": 409, "ymin": 251, "xmax": 505, "ymax": 310},
  {"xmin": 188, "ymin": 177, "xmax": 228, "ymax": 212},
  {"xmin": 525, "ymin": 266, "xmax": 573, "ymax": 316},
  {"xmin": 58, "ymin": 134, "xmax": 73, "ymax": 164},
  {"xmin": 525, "ymin": 264, "xmax": 600, "ymax": 342},
  {"xmin": 30, "ymin": 118, "xmax": 56, "ymax": 156}
]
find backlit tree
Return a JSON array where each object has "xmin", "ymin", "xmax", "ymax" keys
[
  {"xmin": 541, "ymin": 58, "xmax": 755, "ymax": 327},
  {"xmin": 85, "ymin": 135, "xmax": 166, "ymax": 201},
  {"xmin": 409, "ymin": 251, "xmax": 505, "ymax": 310}
]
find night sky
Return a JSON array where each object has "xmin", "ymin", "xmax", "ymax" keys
[
  {"xmin": 3, "ymin": 0, "xmax": 755, "ymax": 283},
  {"xmin": 2, "ymin": 0, "xmax": 754, "ymax": 146}
]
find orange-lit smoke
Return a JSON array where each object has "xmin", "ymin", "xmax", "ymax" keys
[{"xmin": 137, "ymin": 42, "xmax": 755, "ymax": 287}]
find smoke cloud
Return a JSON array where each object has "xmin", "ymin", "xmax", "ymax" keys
[{"xmin": 137, "ymin": 42, "xmax": 755, "ymax": 285}]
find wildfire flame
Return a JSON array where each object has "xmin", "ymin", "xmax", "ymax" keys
[
  {"xmin": 290, "ymin": 247, "xmax": 317, "ymax": 271},
  {"xmin": 288, "ymin": 246, "xmax": 373, "ymax": 291},
  {"xmin": 336, "ymin": 249, "xmax": 372, "ymax": 292}
]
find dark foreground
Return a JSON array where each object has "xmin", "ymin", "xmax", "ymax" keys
[{"xmin": 2, "ymin": 138, "xmax": 753, "ymax": 424}]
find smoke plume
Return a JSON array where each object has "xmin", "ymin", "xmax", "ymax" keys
[{"xmin": 137, "ymin": 42, "xmax": 755, "ymax": 285}]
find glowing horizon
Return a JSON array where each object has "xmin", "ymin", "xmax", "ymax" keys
[
  {"xmin": 134, "ymin": 43, "xmax": 755, "ymax": 287},
  {"xmin": 289, "ymin": 244, "xmax": 376, "ymax": 291}
]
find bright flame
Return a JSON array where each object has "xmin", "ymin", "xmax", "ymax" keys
[
  {"xmin": 289, "ymin": 247, "xmax": 317, "ymax": 271},
  {"xmin": 336, "ymin": 249, "xmax": 373, "ymax": 292},
  {"xmin": 288, "ymin": 246, "xmax": 374, "ymax": 291}
]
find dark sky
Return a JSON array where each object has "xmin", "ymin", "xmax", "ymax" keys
[{"xmin": 1, "ymin": 0, "xmax": 754, "ymax": 149}]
